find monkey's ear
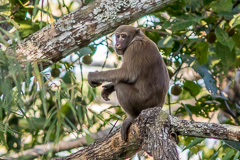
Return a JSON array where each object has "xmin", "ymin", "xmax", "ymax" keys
[{"xmin": 136, "ymin": 28, "xmax": 141, "ymax": 34}]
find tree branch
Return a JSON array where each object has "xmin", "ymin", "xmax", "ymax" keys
[
  {"xmin": 48, "ymin": 107, "xmax": 240, "ymax": 160},
  {"xmin": 12, "ymin": 0, "xmax": 176, "ymax": 69},
  {"xmin": 5, "ymin": 107, "xmax": 240, "ymax": 159},
  {"xmin": 171, "ymin": 116, "xmax": 240, "ymax": 141},
  {"xmin": 4, "ymin": 129, "xmax": 112, "ymax": 159}
]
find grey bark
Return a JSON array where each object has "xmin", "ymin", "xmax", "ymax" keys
[
  {"xmin": 4, "ymin": 107, "xmax": 240, "ymax": 159},
  {"xmin": 48, "ymin": 107, "xmax": 240, "ymax": 160},
  {"xmin": 13, "ymin": 0, "xmax": 176, "ymax": 69}
]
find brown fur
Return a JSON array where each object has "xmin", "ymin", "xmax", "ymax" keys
[{"xmin": 88, "ymin": 25, "xmax": 170, "ymax": 141}]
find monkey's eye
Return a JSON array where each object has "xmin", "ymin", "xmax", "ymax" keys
[
  {"xmin": 122, "ymin": 34, "xmax": 127, "ymax": 38},
  {"xmin": 116, "ymin": 35, "xmax": 120, "ymax": 38}
]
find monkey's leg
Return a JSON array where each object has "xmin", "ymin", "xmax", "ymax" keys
[
  {"xmin": 115, "ymin": 83, "xmax": 141, "ymax": 141},
  {"xmin": 101, "ymin": 83, "xmax": 115, "ymax": 101},
  {"xmin": 121, "ymin": 116, "xmax": 135, "ymax": 142}
]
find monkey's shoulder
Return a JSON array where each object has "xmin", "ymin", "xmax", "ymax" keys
[{"xmin": 129, "ymin": 37, "xmax": 157, "ymax": 50}]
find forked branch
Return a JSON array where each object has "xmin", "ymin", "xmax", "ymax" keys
[{"xmin": 50, "ymin": 107, "xmax": 240, "ymax": 160}]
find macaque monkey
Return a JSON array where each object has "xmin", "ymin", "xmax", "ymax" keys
[{"xmin": 88, "ymin": 25, "xmax": 169, "ymax": 141}]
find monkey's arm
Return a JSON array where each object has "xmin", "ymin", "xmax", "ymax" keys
[
  {"xmin": 88, "ymin": 45, "xmax": 145, "ymax": 87},
  {"xmin": 88, "ymin": 64, "xmax": 142, "ymax": 87},
  {"xmin": 88, "ymin": 68, "xmax": 128, "ymax": 86}
]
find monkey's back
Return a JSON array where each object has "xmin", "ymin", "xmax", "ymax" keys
[{"xmin": 131, "ymin": 37, "xmax": 170, "ymax": 110}]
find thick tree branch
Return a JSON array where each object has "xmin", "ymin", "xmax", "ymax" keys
[
  {"xmin": 171, "ymin": 116, "xmax": 240, "ymax": 142},
  {"xmin": 49, "ymin": 107, "xmax": 240, "ymax": 160},
  {"xmin": 5, "ymin": 107, "xmax": 240, "ymax": 159},
  {"xmin": 12, "ymin": 0, "xmax": 176, "ymax": 68}
]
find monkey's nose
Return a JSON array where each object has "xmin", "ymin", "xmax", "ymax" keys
[{"xmin": 116, "ymin": 43, "xmax": 121, "ymax": 49}]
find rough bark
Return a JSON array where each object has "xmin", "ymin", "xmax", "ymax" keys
[
  {"xmin": 13, "ymin": 0, "xmax": 176, "ymax": 69},
  {"xmin": 49, "ymin": 107, "xmax": 240, "ymax": 160},
  {"xmin": 171, "ymin": 116, "xmax": 240, "ymax": 142},
  {"xmin": 50, "ymin": 108, "xmax": 179, "ymax": 160},
  {"xmin": 4, "ymin": 107, "xmax": 240, "ymax": 159}
]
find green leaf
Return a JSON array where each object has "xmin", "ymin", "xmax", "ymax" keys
[
  {"xmin": 215, "ymin": 27, "xmax": 235, "ymax": 51},
  {"xmin": 26, "ymin": 62, "xmax": 32, "ymax": 89},
  {"xmin": 210, "ymin": 0, "xmax": 232, "ymax": 13},
  {"xmin": 232, "ymin": 30, "xmax": 240, "ymax": 49},
  {"xmin": 171, "ymin": 20, "xmax": 196, "ymax": 31},
  {"xmin": 0, "ymin": 4, "xmax": 10, "ymax": 12},
  {"xmin": 85, "ymin": 133, "xmax": 94, "ymax": 145},
  {"xmin": 193, "ymin": 42, "xmax": 209, "ymax": 65},
  {"xmin": 61, "ymin": 103, "xmax": 71, "ymax": 115},
  {"xmin": 183, "ymin": 80, "xmax": 201, "ymax": 97},
  {"xmin": 162, "ymin": 21, "xmax": 172, "ymax": 29},
  {"xmin": 210, "ymin": 145, "xmax": 222, "ymax": 160},
  {"xmin": 85, "ymin": 0, "xmax": 94, "ymax": 5},
  {"xmin": 224, "ymin": 140, "xmax": 240, "ymax": 151},
  {"xmin": 108, "ymin": 46, "xmax": 115, "ymax": 53},
  {"xmin": 87, "ymin": 86, "xmax": 96, "ymax": 103},
  {"xmin": 183, "ymin": 138, "xmax": 204, "ymax": 151},
  {"xmin": 182, "ymin": 103, "xmax": 193, "ymax": 121},
  {"xmin": 16, "ymin": 20, "xmax": 47, "ymax": 38},
  {"xmin": 56, "ymin": 120, "xmax": 61, "ymax": 144},
  {"xmin": 0, "ymin": 27, "xmax": 15, "ymax": 40},
  {"xmin": 44, "ymin": 109, "xmax": 57, "ymax": 129},
  {"xmin": 194, "ymin": 64, "xmax": 217, "ymax": 95},
  {"xmin": 0, "ymin": 131, "xmax": 7, "ymax": 148},
  {"xmin": 233, "ymin": 151, "xmax": 240, "ymax": 160},
  {"xmin": 77, "ymin": 47, "xmax": 93, "ymax": 58},
  {"xmin": 145, "ymin": 31, "xmax": 161, "ymax": 43},
  {"xmin": 19, "ymin": 117, "xmax": 46, "ymax": 131},
  {"xmin": 215, "ymin": 42, "xmax": 236, "ymax": 68},
  {"xmin": 229, "ymin": 13, "xmax": 240, "ymax": 28},
  {"xmin": 158, "ymin": 36, "xmax": 174, "ymax": 48},
  {"xmin": 222, "ymin": 149, "xmax": 235, "ymax": 160},
  {"xmin": 62, "ymin": 72, "xmax": 72, "ymax": 84},
  {"xmin": 64, "ymin": 117, "xmax": 79, "ymax": 134},
  {"xmin": 188, "ymin": 0, "xmax": 201, "ymax": 10},
  {"xmin": 44, "ymin": 118, "xmax": 57, "ymax": 143}
]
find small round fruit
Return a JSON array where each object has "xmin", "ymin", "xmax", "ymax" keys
[
  {"xmin": 206, "ymin": 32, "xmax": 216, "ymax": 43},
  {"xmin": 227, "ymin": 28, "xmax": 235, "ymax": 37},
  {"xmin": 82, "ymin": 55, "xmax": 92, "ymax": 65},
  {"xmin": 51, "ymin": 68, "xmax": 60, "ymax": 78},
  {"xmin": 171, "ymin": 85, "xmax": 182, "ymax": 96}
]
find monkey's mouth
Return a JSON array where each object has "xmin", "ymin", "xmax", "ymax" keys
[{"xmin": 115, "ymin": 49, "xmax": 124, "ymax": 55}]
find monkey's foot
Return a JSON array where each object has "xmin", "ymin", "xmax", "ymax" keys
[{"xmin": 121, "ymin": 118, "xmax": 133, "ymax": 142}]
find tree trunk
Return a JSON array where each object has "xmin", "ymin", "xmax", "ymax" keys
[
  {"xmin": 12, "ymin": 0, "xmax": 176, "ymax": 69},
  {"xmin": 49, "ymin": 107, "xmax": 240, "ymax": 160}
]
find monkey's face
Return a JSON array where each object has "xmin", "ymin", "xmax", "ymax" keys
[
  {"xmin": 115, "ymin": 32, "xmax": 131, "ymax": 55},
  {"xmin": 114, "ymin": 25, "xmax": 138, "ymax": 55}
]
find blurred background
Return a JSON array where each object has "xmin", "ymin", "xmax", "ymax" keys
[{"xmin": 0, "ymin": 0, "xmax": 240, "ymax": 159}]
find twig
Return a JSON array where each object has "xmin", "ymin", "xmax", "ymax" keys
[
  {"xmin": 144, "ymin": 28, "xmax": 181, "ymax": 40},
  {"xmin": 233, "ymin": 0, "xmax": 240, "ymax": 9},
  {"xmin": 101, "ymin": 38, "xmax": 109, "ymax": 70},
  {"xmin": 220, "ymin": 91, "xmax": 240, "ymax": 125}
]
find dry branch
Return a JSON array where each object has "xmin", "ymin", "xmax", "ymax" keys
[
  {"xmin": 48, "ymin": 107, "xmax": 240, "ymax": 160},
  {"xmin": 4, "ymin": 129, "xmax": 111, "ymax": 159},
  {"xmin": 12, "ymin": 0, "xmax": 176, "ymax": 69},
  {"xmin": 4, "ymin": 108, "xmax": 240, "ymax": 159}
]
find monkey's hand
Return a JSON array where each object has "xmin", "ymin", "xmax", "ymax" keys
[
  {"xmin": 101, "ymin": 83, "xmax": 115, "ymax": 101},
  {"xmin": 88, "ymin": 72, "xmax": 102, "ymax": 88}
]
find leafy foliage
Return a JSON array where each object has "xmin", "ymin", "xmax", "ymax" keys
[{"xmin": 0, "ymin": 0, "xmax": 240, "ymax": 159}]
